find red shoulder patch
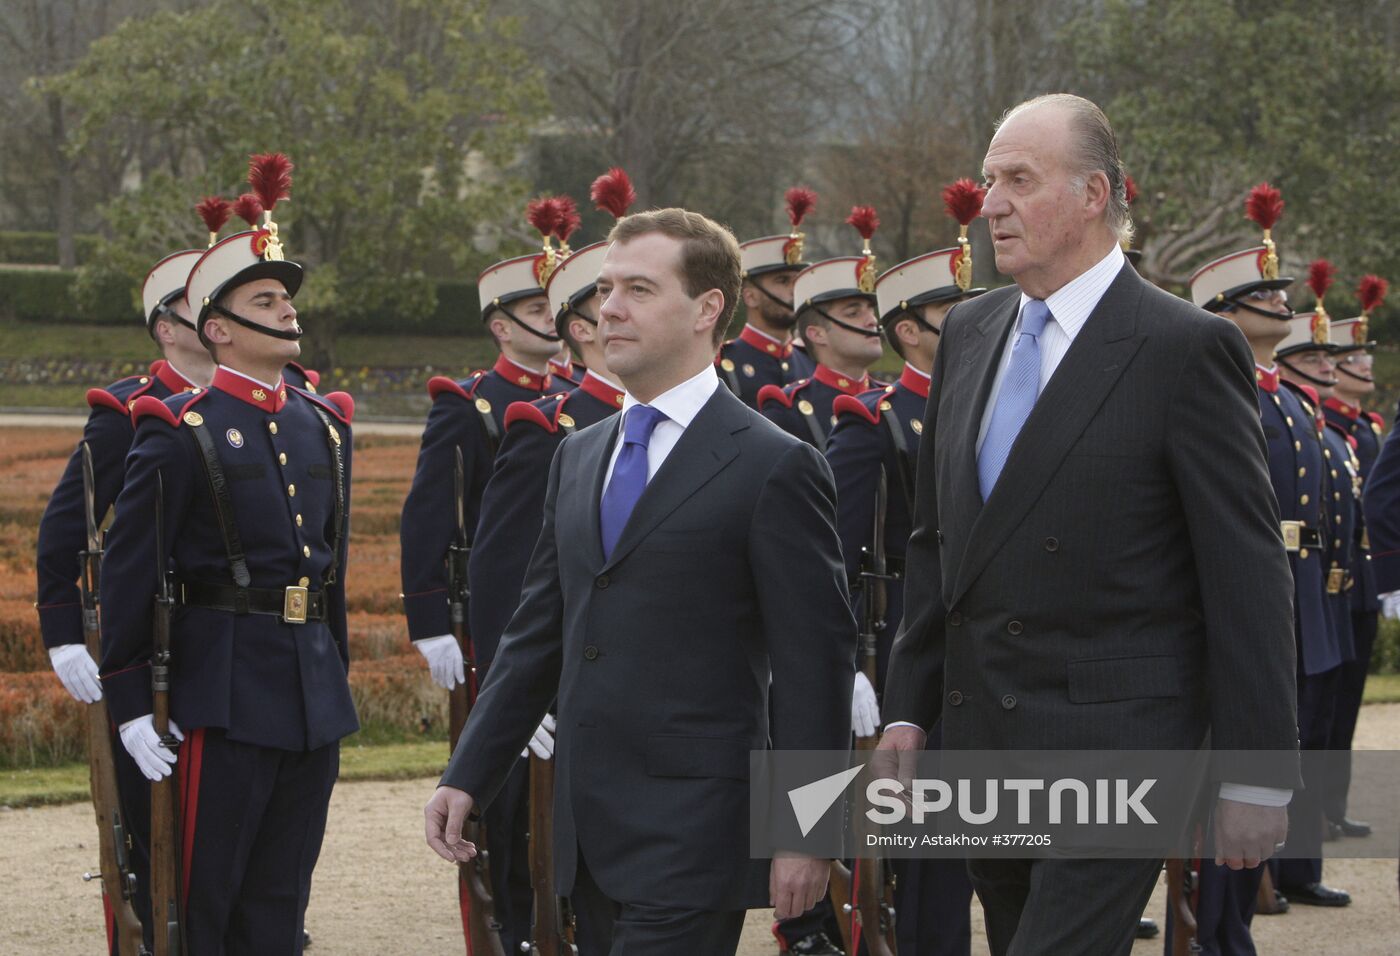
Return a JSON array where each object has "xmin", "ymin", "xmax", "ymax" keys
[
  {"xmin": 1346, "ymin": 434, "xmax": 1359, "ymax": 450},
  {"xmin": 1298, "ymin": 384, "xmax": 1320, "ymax": 405},
  {"xmin": 148, "ymin": 359, "xmax": 163, "ymax": 376},
  {"xmin": 427, "ymin": 375, "xmax": 471, "ymax": 402},
  {"xmin": 833, "ymin": 393, "xmax": 879, "ymax": 424},
  {"xmin": 287, "ymin": 361, "xmax": 321, "ymax": 387},
  {"xmin": 130, "ymin": 395, "xmax": 179, "ymax": 428},
  {"xmin": 1366, "ymin": 411, "xmax": 1386, "ymax": 429},
  {"xmin": 757, "ymin": 384, "xmax": 794, "ymax": 410},
  {"xmin": 86, "ymin": 388, "xmax": 129, "ymax": 417},
  {"xmin": 320, "ymin": 391, "xmax": 354, "ymax": 424},
  {"xmin": 504, "ymin": 399, "xmax": 557, "ymax": 433}
]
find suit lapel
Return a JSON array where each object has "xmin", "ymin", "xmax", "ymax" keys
[
  {"xmin": 599, "ymin": 386, "xmax": 744, "ymax": 573},
  {"xmin": 578, "ymin": 414, "xmax": 621, "ymax": 569},
  {"xmin": 950, "ymin": 265, "xmax": 1147, "ymax": 605},
  {"xmin": 949, "ymin": 291, "xmax": 1021, "ymax": 520}
]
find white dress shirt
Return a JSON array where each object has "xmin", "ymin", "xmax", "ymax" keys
[
  {"xmin": 602, "ymin": 363, "xmax": 720, "ymax": 497},
  {"xmin": 216, "ymin": 364, "xmax": 284, "ymax": 392}
]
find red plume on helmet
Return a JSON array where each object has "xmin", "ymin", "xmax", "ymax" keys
[
  {"xmin": 231, "ymin": 193, "xmax": 264, "ymax": 228},
  {"xmin": 1124, "ymin": 175, "xmax": 1139, "ymax": 205},
  {"xmin": 590, "ymin": 167, "xmax": 636, "ymax": 219},
  {"xmin": 941, "ymin": 179, "xmax": 985, "ymax": 228},
  {"xmin": 248, "ymin": 153, "xmax": 293, "ymax": 216},
  {"xmin": 847, "ymin": 205, "xmax": 879, "ymax": 293},
  {"xmin": 526, "ymin": 196, "xmax": 565, "ymax": 240},
  {"xmin": 553, "ymin": 196, "xmax": 581, "ymax": 253},
  {"xmin": 196, "ymin": 196, "xmax": 232, "ymax": 247},
  {"xmin": 785, "ymin": 187, "xmax": 817, "ymax": 228},
  {"xmin": 1307, "ymin": 259, "xmax": 1336, "ymax": 302},
  {"xmin": 1244, "ymin": 183, "xmax": 1283, "ymax": 231},
  {"xmin": 1359, "ymin": 275, "xmax": 1389, "ymax": 315}
]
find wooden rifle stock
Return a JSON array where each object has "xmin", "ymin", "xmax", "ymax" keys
[
  {"xmin": 832, "ymin": 468, "xmax": 898, "ymax": 955},
  {"xmin": 79, "ymin": 444, "xmax": 149, "ymax": 956},
  {"xmin": 527, "ymin": 752, "xmax": 576, "ymax": 955},
  {"xmin": 150, "ymin": 472, "xmax": 184, "ymax": 956},
  {"xmin": 447, "ymin": 447, "xmax": 506, "ymax": 956},
  {"xmin": 1165, "ymin": 859, "xmax": 1201, "ymax": 955}
]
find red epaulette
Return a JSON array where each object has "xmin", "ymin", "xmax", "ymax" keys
[
  {"xmin": 1298, "ymin": 383, "xmax": 1319, "ymax": 406},
  {"xmin": 427, "ymin": 371, "xmax": 484, "ymax": 402},
  {"xmin": 287, "ymin": 360, "xmax": 321, "ymax": 388},
  {"xmin": 148, "ymin": 359, "xmax": 163, "ymax": 376},
  {"xmin": 833, "ymin": 393, "xmax": 880, "ymax": 425},
  {"xmin": 1366, "ymin": 411, "xmax": 1386, "ymax": 431},
  {"xmin": 758, "ymin": 379, "xmax": 808, "ymax": 410},
  {"xmin": 298, "ymin": 387, "xmax": 354, "ymax": 425},
  {"xmin": 1346, "ymin": 433, "xmax": 1359, "ymax": 451},
  {"xmin": 504, "ymin": 396, "xmax": 562, "ymax": 434},
  {"xmin": 131, "ymin": 390, "xmax": 208, "ymax": 428},
  {"xmin": 86, "ymin": 387, "xmax": 130, "ymax": 417}
]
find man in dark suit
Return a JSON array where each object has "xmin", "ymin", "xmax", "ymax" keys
[
  {"xmin": 424, "ymin": 207, "xmax": 856, "ymax": 955},
  {"xmin": 875, "ymin": 94, "xmax": 1300, "ymax": 956}
]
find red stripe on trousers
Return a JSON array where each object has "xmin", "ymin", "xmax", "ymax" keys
[{"xmin": 177, "ymin": 728, "xmax": 206, "ymax": 906}]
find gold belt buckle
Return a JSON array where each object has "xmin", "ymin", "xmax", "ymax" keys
[
  {"xmin": 1280, "ymin": 521, "xmax": 1301, "ymax": 553},
  {"xmin": 1326, "ymin": 568, "xmax": 1346, "ymax": 594},
  {"xmin": 283, "ymin": 585, "xmax": 309, "ymax": 624}
]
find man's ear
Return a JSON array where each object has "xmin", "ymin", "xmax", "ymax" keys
[
  {"xmin": 203, "ymin": 314, "xmax": 232, "ymax": 346},
  {"xmin": 695, "ymin": 288, "xmax": 725, "ymax": 335}
]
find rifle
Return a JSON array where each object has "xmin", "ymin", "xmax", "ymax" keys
[
  {"xmin": 527, "ymin": 751, "xmax": 577, "ymax": 955},
  {"xmin": 78, "ymin": 443, "xmax": 149, "ymax": 956},
  {"xmin": 447, "ymin": 446, "xmax": 506, "ymax": 956},
  {"xmin": 831, "ymin": 468, "xmax": 898, "ymax": 956},
  {"xmin": 1165, "ymin": 858, "xmax": 1201, "ymax": 955},
  {"xmin": 150, "ymin": 472, "xmax": 185, "ymax": 956}
]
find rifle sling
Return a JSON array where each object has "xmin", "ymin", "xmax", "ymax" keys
[
  {"xmin": 187, "ymin": 419, "xmax": 253, "ymax": 605},
  {"xmin": 881, "ymin": 406, "xmax": 917, "ymax": 518}
]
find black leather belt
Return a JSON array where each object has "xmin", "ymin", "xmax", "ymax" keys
[
  {"xmin": 1280, "ymin": 521, "xmax": 1321, "ymax": 553},
  {"xmin": 179, "ymin": 581, "xmax": 326, "ymax": 623}
]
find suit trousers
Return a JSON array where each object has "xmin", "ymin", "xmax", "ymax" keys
[
  {"xmin": 967, "ymin": 857, "xmax": 1161, "ymax": 956},
  {"xmin": 569, "ymin": 846, "xmax": 746, "ymax": 956},
  {"xmin": 179, "ymin": 728, "xmax": 338, "ymax": 956}
]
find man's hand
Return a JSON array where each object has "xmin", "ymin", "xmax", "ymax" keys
[
  {"xmin": 870, "ymin": 724, "xmax": 927, "ymax": 807},
  {"xmin": 425, "ymin": 785, "xmax": 479, "ymax": 864},
  {"xmin": 851, "ymin": 672, "xmax": 880, "ymax": 739},
  {"xmin": 119, "ymin": 715, "xmax": 183, "ymax": 781},
  {"xmin": 1214, "ymin": 797, "xmax": 1288, "ymax": 870},
  {"xmin": 49, "ymin": 644, "xmax": 102, "ymax": 703},
  {"xmin": 522, "ymin": 713, "xmax": 556, "ymax": 760},
  {"xmin": 414, "ymin": 634, "xmax": 464, "ymax": 689},
  {"xmin": 769, "ymin": 850, "xmax": 829, "ymax": 920}
]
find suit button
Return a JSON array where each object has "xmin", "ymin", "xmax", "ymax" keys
[
  {"xmin": 948, "ymin": 690, "xmax": 964, "ymax": 706},
  {"xmin": 584, "ymin": 645, "xmax": 599, "ymax": 660},
  {"xmin": 936, "ymin": 529, "xmax": 945, "ymax": 544},
  {"xmin": 1001, "ymin": 694, "xmax": 1017, "ymax": 710},
  {"xmin": 595, "ymin": 575, "xmax": 609, "ymax": 589},
  {"xmin": 1044, "ymin": 537, "xmax": 1059, "ymax": 552},
  {"xmin": 1007, "ymin": 620, "xmax": 1023, "ymax": 635},
  {"xmin": 948, "ymin": 611, "xmax": 963, "ymax": 626}
]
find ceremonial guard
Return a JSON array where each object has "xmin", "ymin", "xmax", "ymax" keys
[
  {"xmin": 1324, "ymin": 276, "xmax": 1388, "ymax": 841},
  {"xmin": 98, "ymin": 153, "xmax": 358, "ymax": 954},
  {"xmin": 721, "ymin": 187, "xmax": 817, "ymax": 405},
  {"xmin": 758, "ymin": 206, "xmax": 886, "ymax": 453},
  {"xmin": 400, "ymin": 202, "xmax": 565, "ymax": 687},
  {"xmin": 463, "ymin": 170, "xmax": 633, "ymax": 955},
  {"xmin": 822, "ymin": 179, "xmax": 986, "ymax": 956}
]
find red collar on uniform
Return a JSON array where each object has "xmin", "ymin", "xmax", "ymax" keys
[
  {"xmin": 155, "ymin": 359, "xmax": 201, "ymax": 394},
  {"xmin": 813, "ymin": 363, "xmax": 869, "ymax": 396},
  {"xmin": 1255, "ymin": 366, "xmax": 1279, "ymax": 394},
  {"xmin": 495, "ymin": 354, "xmax": 552, "ymax": 391},
  {"xmin": 739, "ymin": 324, "xmax": 793, "ymax": 359},
  {"xmin": 549, "ymin": 357, "xmax": 576, "ymax": 379},
  {"xmin": 580, "ymin": 371, "xmax": 625, "ymax": 409},
  {"xmin": 1324, "ymin": 397, "xmax": 1360, "ymax": 420},
  {"xmin": 899, "ymin": 363, "xmax": 931, "ymax": 399},
  {"xmin": 213, "ymin": 366, "xmax": 287, "ymax": 412}
]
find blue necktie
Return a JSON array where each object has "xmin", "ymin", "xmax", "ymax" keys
[
  {"xmin": 600, "ymin": 404, "xmax": 669, "ymax": 559},
  {"xmin": 978, "ymin": 299, "xmax": 1051, "ymax": 500}
]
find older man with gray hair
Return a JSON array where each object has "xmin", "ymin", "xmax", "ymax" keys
[{"xmin": 876, "ymin": 93, "xmax": 1301, "ymax": 954}]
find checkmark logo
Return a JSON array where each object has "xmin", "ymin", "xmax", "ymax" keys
[{"xmin": 788, "ymin": 764, "xmax": 864, "ymax": 837}]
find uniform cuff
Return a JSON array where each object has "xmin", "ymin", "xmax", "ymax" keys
[
  {"xmin": 403, "ymin": 590, "xmax": 452, "ymax": 641},
  {"xmin": 37, "ymin": 602, "xmax": 84, "ymax": 650},
  {"xmin": 102, "ymin": 664, "xmax": 153, "ymax": 726}
]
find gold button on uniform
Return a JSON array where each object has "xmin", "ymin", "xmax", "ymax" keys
[
  {"xmin": 295, "ymin": 514, "xmax": 303, "ymax": 527},
  {"xmin": 288, "ymin": 484, "xmax": 296, "ymax": 497},
  {"xmin": 269, "ymin": 422, "xmax": 278, "ymax": 435},
  {"xmin": 302, "ymin": 545, "xmax": 311, "ymax": 557},
  {"xmin": 1295, "ymin": 441, "xmax": 1302, "ymax": 451},
  {"xmin": 279, "ymin": 453, "xmax": 287, "ymax": 465},
  {"xmin": 1300, "ymin": 495, "xmax": 1309, "ymax": 505},
  {"xmin": 299, "ymin": 576, "xmax": 310, "ymax": 587},
  {"xmin": 1298, "ymin": 467, "xmax": 1306, "ymax": 477}
]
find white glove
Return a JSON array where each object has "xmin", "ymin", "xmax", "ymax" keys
[
  {"xmin": 1381, "ymin": 591, "xmax": 1400, "ymax": 621},
  {"xmin": 119, "ymin": 715, "xmax": 184, "ymax": 782},
  {"xmin": 523, "ymin": 713, "xmax": 556, "ymax": 760},
  {"xmin": 414, "ymin": 634, "xmax": 464, "ymax": 689},
  {"xmin": 851, "ymin": 671, "xmax": 881, "ymax": 739},
  {"xmin": 49, "ymin": 644, "xmax": 102, "ymax": 703}
]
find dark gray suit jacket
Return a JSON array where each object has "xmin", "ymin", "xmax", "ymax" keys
[
  {"xmin": 443, "ymin": 383, "xmax": 856, "ymax": 909},
  {"xmin": 883, "ymin": 265, "xmax": 1300, "ymax": 784}
]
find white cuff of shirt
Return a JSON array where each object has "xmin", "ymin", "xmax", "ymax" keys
[
  {"xmin": 883, "ymin": 721, "xmax": 925, "ymax": 733},
  {"xmin": 1218, "ymin": 783, "xmax": 1292, "ymax": 807}
]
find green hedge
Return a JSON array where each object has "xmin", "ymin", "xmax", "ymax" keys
[
  {"xmin": 0, "ymin": 267, "xmax": 136, "ymax": 324},
  {"xmin": 0, "ymin": 231, "xmax": 101, "ymax": 267},
  {"xmin": 1373, "ymin": 617, "xmax": 1400, "ymax": 674}
]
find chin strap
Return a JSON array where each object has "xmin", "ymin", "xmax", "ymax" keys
[
  {"xmin": 1277, "ymin": 358, "xmax": 1339, "ymax": 390},
  {"xmin": 1222, "ymin": 298, "xmax": 1295, "ymax": 321},
  {"xmin": 152, "ymin": 303, "xmax": 199, "ymax": 333},
  {"xmin": 890, "ymin": 307, "xmax": 941, "ymax": 337},
  {"xmin": 1336, "ymin": 364, "xmax": 1374, "ymax": 384},
  {"xmin": 208, "ymin": 304, "xmax": 304, "ymax": 341},
  {"xmin": 812, "ymin": 303, "xmax": 882, "ymax": 338},
  {"xmin": 494, "ymin": 302, "xmax": 562, "ymax": 343},
  {"xmin": 751, "ymin": 280, "xmax": 799, "ymax": 323}
]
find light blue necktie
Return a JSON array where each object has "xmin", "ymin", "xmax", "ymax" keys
[
  {"xmin": 600, "ymin": 404, "xmax": 669, "ymax": 559},
  {"xmin": 977, "ymin": 299, "xmax": 1051, "ymax": 500}
]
